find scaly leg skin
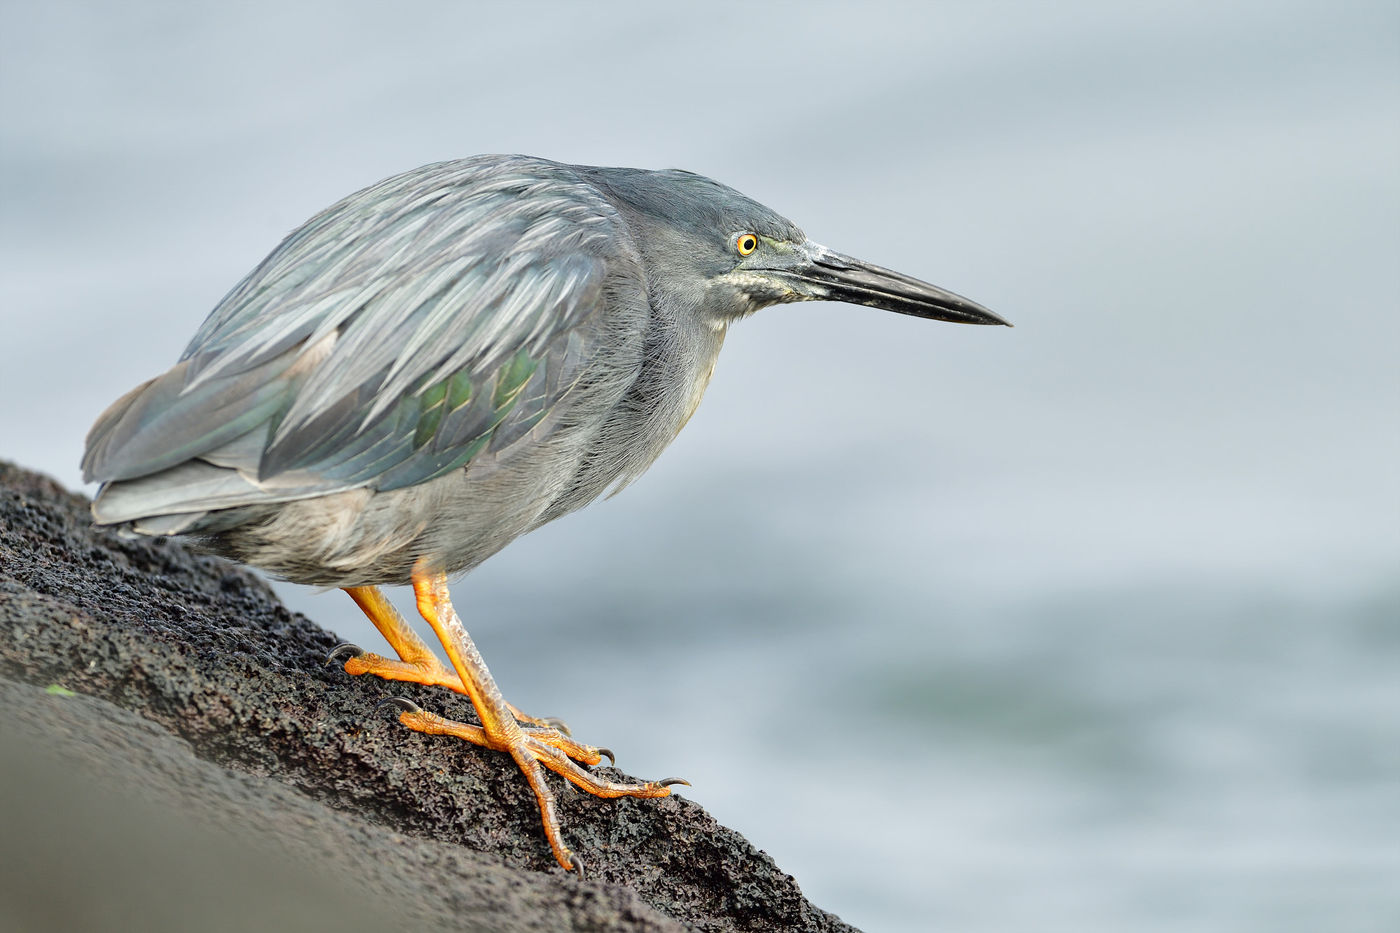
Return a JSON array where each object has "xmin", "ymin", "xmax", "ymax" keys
[
  {"xmin": 359, "ymin": 569, "xmax": 686, "ymax": 871},
  {"xmin": 333, "ymin": 585, "xmax": 605, "ymax": 764}
]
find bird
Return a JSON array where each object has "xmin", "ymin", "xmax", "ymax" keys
[{"xmin": 82, "ymin": 154, "xmax": 1008, "ymax": 872}]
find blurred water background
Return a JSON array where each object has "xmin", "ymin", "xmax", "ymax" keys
[{"xmin": 2, "ymin": 2, "xmax": 1397, "ymax": 930}]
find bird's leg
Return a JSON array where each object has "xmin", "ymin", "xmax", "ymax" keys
[
  {"xmin": 336, "ymin": 586, "xmax": 461, "ymax": 690},
  {"xmin": 406, "ymin": 569, "xmax": 569, "ymax": 868},
  {"xmin": 382, "ymin": 568, "xmax": 682, "ymax": 872},
  {"xmin": 334, "ymin": 585, "xmax": 591, "ymax": 751}
]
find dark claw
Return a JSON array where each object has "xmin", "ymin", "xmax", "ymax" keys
[
  {"xmin": 569, "ymin": 853, "xmax": 586, "ymax": 879},
  {"xmin": 658, "ymin": 777, "xmax": 690, "ymax": 788},
  {"xmin": 376, "ymin": 696, "xmax": 421, "ymax": 716},
  {"xmin": 596, "ymin": 747, "xmax": 616, "ymax": 766},
  {"xmin": 327, "ymin": 643, "xmax": 365, "ymax": 666},
  {"xmin": 543, "ymin": 716, "xmax": 572, "ymax": 736}
]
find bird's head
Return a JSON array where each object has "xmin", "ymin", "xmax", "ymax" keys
[{"xmin": 583, "ymin": 165, "xmax": 1009, "ymax": 329}]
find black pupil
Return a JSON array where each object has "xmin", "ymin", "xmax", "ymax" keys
[{"xmin": 741, "ymin": 237, "xmax": 753, "ymax": 251}]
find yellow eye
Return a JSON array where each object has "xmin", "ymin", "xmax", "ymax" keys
[{"xmin": 735, "ymin": 233, "xmax": 758, "ymax": 256}]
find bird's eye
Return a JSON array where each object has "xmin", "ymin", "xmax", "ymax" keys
[{"xmin": 735, "ymin": 233, "xmax": 758, "ymax": 256}]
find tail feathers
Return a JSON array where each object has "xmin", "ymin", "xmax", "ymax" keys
[
  {"xmin": 91, "ymin": 459, "xmax": 336, "ymax": 530},
  {"xmin": 128, "ymin": 511, "xmax": 210, "ymax": 537},
  {"xmin": 92, "ymin": 460, "xmax": 262, "ymax": 525}
]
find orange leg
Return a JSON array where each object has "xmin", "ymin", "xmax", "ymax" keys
[
  {"xmin": 334, "ymin": 585, "xmax": 602, "ymax": 762},
  {"xmin": 335, "ymin": 573, "xmax": 685, "ymax": 870},
  {"xmin": 338, "ymin": 586, "xmax": 460, "ymax": 690}
]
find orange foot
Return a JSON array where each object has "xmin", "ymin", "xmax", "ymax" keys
[{"xmin": 329, "ymin": 571, "xmax": 687, "ymax": 871}]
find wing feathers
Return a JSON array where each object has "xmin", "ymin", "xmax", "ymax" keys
[
  {"xmin": 83, "ymin": 350, "xmax": 297, "ymax": 483},
  {"xmin": 86, "ymin": 156, "xmax": 630, "ymax": 523}
]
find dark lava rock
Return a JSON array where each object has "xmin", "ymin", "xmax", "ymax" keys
[{"xmin": 0, "ymin": 462, "xmax": 857, "ymax": 933}]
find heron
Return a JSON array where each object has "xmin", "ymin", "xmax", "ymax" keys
[{"xmin": 82, "ymin": 154, "xmax": 1008, "ymax": 872}]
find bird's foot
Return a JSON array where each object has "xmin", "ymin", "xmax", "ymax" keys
[
  {"xmin": 378, "ymin": 697, "xmax": 638, "ymax": 775},
  {"xmin": 329, "ymin": 644, "xmax": 576, "ymax": 740},
  {"xmin": 345, "ymin": 575, "xmax": 686, "ymax": 871},
  {"xmin": 378, "ymin": 696, "xmax": 685, "ymax": 868}
]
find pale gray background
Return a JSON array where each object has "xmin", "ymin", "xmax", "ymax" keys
[{"xmin": 2, "ymin": 2, "xmax": 1397, "ymax": 931}]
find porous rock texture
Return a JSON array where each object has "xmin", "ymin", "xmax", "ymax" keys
[{"xmin": 0, "ymin": 462, "xmax": 857, "ymax": 933}]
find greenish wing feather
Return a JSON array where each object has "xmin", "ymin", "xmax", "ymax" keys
[{"xmin": 280, "ymin": 333, "xmax": 584, "ymax": 493}]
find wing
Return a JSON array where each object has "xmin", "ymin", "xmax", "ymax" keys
[{"xmin": 84, "ymin": 156, "xmax": 636, "ymax": 525}]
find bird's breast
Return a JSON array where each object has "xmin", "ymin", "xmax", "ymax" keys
[{"xmin": 537, "ymin": 315, "xmax": 727, "ymax": 522}]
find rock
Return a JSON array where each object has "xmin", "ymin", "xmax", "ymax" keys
[{"xmin": 0, "ymin": 462, "xmax": 857, "ymax": 933}]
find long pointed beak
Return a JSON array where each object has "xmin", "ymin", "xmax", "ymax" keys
[{"xmin": 768, "ymin": 243, "xmax": 1010, "ymax": 327}]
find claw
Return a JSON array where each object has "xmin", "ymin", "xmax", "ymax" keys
[
  {"xmin": 595, "ymin": 747, "xmax": 615, "ymax": 766},
  {"xmin": 542, "ymin": 716, "xmax": 572, "ymax": 736},
  {"xmin": 327, "ymin": 643, "xmax": 365, "ymax": 666},
  {"xmin": 376, "ymin": 696, "xmax": 421, "ymax": 716},
  {"xmin": 658, "ymin": 777, "xmax": 690, "ymax": 788},
  {"xmin": 570, "ymin": 853, "xmax": 586, "ymax": 879}
]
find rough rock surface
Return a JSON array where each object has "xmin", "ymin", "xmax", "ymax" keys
[{"xmin": 0, "ymin": 462, "xmax": 857, "ymax": 933}]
